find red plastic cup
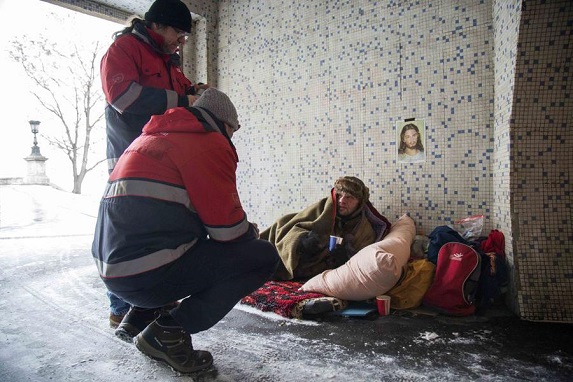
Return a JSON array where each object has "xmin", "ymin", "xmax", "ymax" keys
[{"xmin": 376, "ymin": 295, "xmax": 391, "ymax": 316}]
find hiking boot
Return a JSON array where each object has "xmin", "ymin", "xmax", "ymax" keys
[
  {"xmin": 115, "ymin": 307, "xmax": 159, "ymax": 342},
  {"xmin": 109, "ymin": 313, "xmax": 125, "ymax": 328},
  {"xmin": 134, "ymin": 321, "xmax": 213, "ymax": 373},
  {"xmin": 301, "ymin": 297, "xmax": 348, "ymax": 316},
  {"xmin": 115, "ymin": 302, "xmax": 181, "ymax": 342}
]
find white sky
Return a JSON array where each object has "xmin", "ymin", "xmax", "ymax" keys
[{"xmin": 0, "ymin": 0, "xmax": 119, "ymax": 195}]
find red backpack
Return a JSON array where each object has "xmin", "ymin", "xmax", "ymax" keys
[{"xmin": 422, "ymin": 242, "xmax": 481, "ymax": 316}]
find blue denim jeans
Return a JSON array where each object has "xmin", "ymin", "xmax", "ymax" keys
[
  {"xmin": 107, "ymin": 290, "xmax": 131, "ymax": 316},
  {"xmin": 107, "ymin": 238, "xmax": 280, "ymax": 333}
]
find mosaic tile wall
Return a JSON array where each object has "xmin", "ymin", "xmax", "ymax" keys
[
  {"xmin": 207, "ymin": 0, "xmax": 572, "ymax": 322},
  {"xmin": 504, "ymin": 0, "xmax": 573, "ymax": 322},
  {"xmin": 492, "ymin": 0, "xmax": 520, "ymax": 315},
  {"xmin": 51, "ymin": 0, "xmax": 572, "ymax": 322},
  {"xmin": 214, "ymin": 0, "xmax": 496, "ymax": 230}
]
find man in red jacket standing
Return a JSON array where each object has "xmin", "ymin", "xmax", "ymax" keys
[
  {"xmin": 92, "ymin": 88, "xmax": 280, "ymax": 373},
  {"xmin": 100, "ymin": 0, "xmax": 209, "ymax": 328}
]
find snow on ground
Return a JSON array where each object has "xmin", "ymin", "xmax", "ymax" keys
[{"xmin": 1, "ymin": 185, "xmax": 572, "ymax": 382}]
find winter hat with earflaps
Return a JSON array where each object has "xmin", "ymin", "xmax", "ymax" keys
[
  {"xmin": 193, "ymin": 88, "xmax": 240, "ymax": 132},
  {"xmin": 144, "ymin": 0, "xmax": 192, "ymax": 33},
  {"xmin": 333, "ymin": 176, "xmax": 370, "ymax": 211}
]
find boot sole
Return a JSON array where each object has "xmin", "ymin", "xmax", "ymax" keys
[
  {"xmin": 114, "ymin": 320, "xmax": 151, "ymax": 343},
  {"xmin": 134, "ymin": 334, "xmax": 213, "ymax": 373},
  {"xmin": 115, "ymin": 327, "xmax": 136, "ymax": 343}
]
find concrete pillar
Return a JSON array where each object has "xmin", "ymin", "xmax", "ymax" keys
[{"xmin": 24, "ymin": 152, "xmax": 49, "ymax": 185}]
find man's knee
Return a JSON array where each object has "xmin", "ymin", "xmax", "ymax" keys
[{"xmin": 254, "ymin": 239, "xmax": 281, "ymax": 269}]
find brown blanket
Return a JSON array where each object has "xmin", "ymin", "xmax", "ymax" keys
[{"xmin": 260, "ymin": 189, "xmax": 391, "ymax": 280}]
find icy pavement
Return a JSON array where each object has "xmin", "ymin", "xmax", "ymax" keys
[{"xmin": 1, "ymin": 184, "xmax": 572, "ymax": 381}]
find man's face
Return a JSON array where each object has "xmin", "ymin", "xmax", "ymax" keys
[
  {"xmin": 403, "ymin": 129, "xmax": 419, "ymax": 149},
  {"xmin": 337, "ymin": 191, "xmax": 360, "ymax": 216},
  {"xmin": 153, "ymin": 24, "xmax": 188, "ymax": 54}
]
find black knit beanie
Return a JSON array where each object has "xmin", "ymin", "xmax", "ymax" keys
[{"xmin": 144, "ymin": 0, "xmax": 192, "ymax": 33}]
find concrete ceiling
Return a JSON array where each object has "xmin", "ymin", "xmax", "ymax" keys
[
  {"xmin": 47, "ymin": 1, "xmax": 211, "ymax": 24},
  {"xmin": 69, "ymin": 1, "xmax": 205, "ymax": 24},
  {"xmin": 92, "ymin": 0, "xmax": 151, "ymax": 16}
]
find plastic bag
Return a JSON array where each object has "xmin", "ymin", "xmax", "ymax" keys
[{"xmin": 451, "ymin": 215, "xmax": 484, "ymax": 240}]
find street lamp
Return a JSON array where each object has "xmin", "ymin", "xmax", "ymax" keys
[
  {"xmin": 28, "ymin": 120, "xmax": 41, "ymax": 156},
  {"xmin": 24, "ymin": 119, "xmax": 49, "ymax": 185}
]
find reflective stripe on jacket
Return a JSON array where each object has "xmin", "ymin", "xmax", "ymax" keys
[
  {"xmin": 92, "ymin": 107, "xmax": 255, "ymax": 279},
  {"xmin": 100, "ymin": 22, "xmax": 193, "ymax": 171}
]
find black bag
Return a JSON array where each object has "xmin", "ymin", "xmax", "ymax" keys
[{"xmin": 427, "ymin": 225, "xmax": 468, "ymax": 264}]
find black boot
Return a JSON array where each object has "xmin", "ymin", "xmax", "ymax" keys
[
  {"xmin": 115, "ymin": 307, "xmax": 160, "ymax": 342},
  {"xmin": 134, "ymin": 319, "xmax": 213, "ymax": 373},
  {"xmin": 115, "ymin": 302, "xmax": 179, "ymax": 342}
]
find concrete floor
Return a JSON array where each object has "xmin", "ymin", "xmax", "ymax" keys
[{"xmin": 1, "ymin": 184, "xmax": 572, "ymax": 381}]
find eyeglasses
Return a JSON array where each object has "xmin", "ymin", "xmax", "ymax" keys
[{"xmin": 172, "ymin": 26, "xmax": 190, "ymax": 40}]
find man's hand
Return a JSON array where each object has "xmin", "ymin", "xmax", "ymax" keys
[
  {"xmin": 196, "ymin": 83, "xmax": 210, "ymax": 91},
  {"xmin": 187, "ymin": 94, "xmax": 199, "ymax": 105},
  {"xmin": 297, "ymin": 231, "xmax": 325, "ymax": 258},
  {"xmin": 251, "ymin": 222, "xmax": 260, "ymax": 238},
  {"xmin": 326, "ymin": 244, "xmax": 348, "ymax": 268}
]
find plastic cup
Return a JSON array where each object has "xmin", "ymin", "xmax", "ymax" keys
[
  {"xmin": 329, "ymin": 235, "xmax": 343, "ymax": 251},
  {"xmin": 376, "ymin": 295, "xmax": 391, "ymax": 316}
]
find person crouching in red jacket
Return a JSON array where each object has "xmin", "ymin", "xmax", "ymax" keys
[{"xmin": 92, "ymin": 88, "xmax": 280, "ymax": 373}]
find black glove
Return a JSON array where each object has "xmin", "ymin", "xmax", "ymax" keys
[
  {"xmin": 326, "ymin": 244, "xmax": 349, "ymax": 268},
  {"xmin": 342, "ymin": 233, "xmax": 356, "ymax": 258},
  {"xmin": 297, "ymin": 231, "xmax": 326, "ymax": 258}
]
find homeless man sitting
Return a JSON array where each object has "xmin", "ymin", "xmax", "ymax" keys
[{"xmin": 260, "ymin": 176, "xmax": 391, "ymax": 280}]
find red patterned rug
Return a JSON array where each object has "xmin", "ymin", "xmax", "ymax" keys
[{"xmin": 240, "ymin": 281, "xmax": 327, "ymax": 318}]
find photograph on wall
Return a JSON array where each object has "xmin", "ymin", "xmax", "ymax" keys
[{"xmin": 397, "ymin": 119, "xmax": 426, "ymax": 163}]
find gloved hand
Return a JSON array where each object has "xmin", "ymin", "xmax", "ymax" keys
[
  {"xmin": 297, "ymin": 231, "xmax": 326, "ymax": 258},
  {"xmin": 326, "ymin": 244, "xmax": 349, "ymax": 268},
  {"xmin": 342, "ymin": 233, "xmax": 356, "ymax": 258},
  {"xmin": 326, "ymin": 234, "xmax": 356, "ymax": 268}
]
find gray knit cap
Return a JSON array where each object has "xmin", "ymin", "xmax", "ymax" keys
[{"xmin": 193, "ymin": 88, "xmax": 239, "ymax": 131}]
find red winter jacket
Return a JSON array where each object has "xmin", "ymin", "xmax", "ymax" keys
[
  {"xmin": 92, "ymin": 107, "xmax": 257, "ymax": 281},
  {"xmin": 100, "ymin": 21, "xmax": 195, "ymax": 171}
]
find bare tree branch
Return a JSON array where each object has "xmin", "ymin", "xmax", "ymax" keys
[{"xmin": 9, "ymin": 36, "xmax": 107, "ymax": 194}]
